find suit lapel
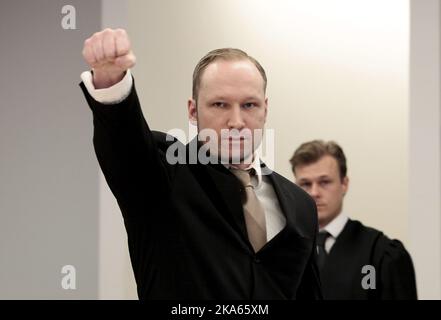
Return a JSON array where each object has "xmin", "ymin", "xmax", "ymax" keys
[
  {"xmin": 185, "ymin": 139, "xmax": 251, "ymax": 248},
  {"xmin": 265, "ymin": 165, "xmax": 308, "ymax": 239},
  {"xmin": 258, "ymin": 165, "xmax": 315, "ymax": 297},
  {"xmin": 204, "ymin": 164, "xmax": 254, "ymax": 249}
]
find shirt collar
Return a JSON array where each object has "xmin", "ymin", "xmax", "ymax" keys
[{"xmin": 320, "ymin": 213, "xmax": 348, "ymax": 239}]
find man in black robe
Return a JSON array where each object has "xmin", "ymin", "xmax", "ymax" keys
[{"xmin": 290, "ymin": 140, "xmax": 417, "ymax": 300}]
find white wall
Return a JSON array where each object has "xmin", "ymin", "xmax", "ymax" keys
[
  {"xmin": 409, "ymin": 0, "xmax": 441, "ymax": 300},
  {"xmin": 128, "ymin": 0, "xmax": 409, "ymax": 243}
]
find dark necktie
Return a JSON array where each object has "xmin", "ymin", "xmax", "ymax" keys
[
  {"xmin": 316, "ymin": 231, "xmax": 331, "ymax": 271},
  {"xmin": 230, "ymin": 168, "xmax": 267, "ymax": 252}
]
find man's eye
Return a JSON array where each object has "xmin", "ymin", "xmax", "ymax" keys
[
  {"xmin": 300, "ymin": 183, "xmax": 311, "ymax": 189},
  {"xmin": 243, "ymin": 103, "xmax": 256, "ymax": 109},
  {"xmin": 213, "ymin": 102, "xmax": 226, "ymax": 108},
  {"xmin": 319, "ymin": 180, "xmax": 330, "ymax": 186}
]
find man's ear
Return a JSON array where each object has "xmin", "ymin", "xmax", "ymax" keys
[
  {"xmin": 188, "ymin": 98, "xmax": 197, "ymax": 125},
  {"xmin": 342, "ymin": 176, "xmax": 349, "ymax": 195},
  {"xmin": 264, "ymin": 97, "xmax": 268, "ymax": 123}
]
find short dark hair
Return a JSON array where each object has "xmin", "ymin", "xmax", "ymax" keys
[
  {"xmin": 192, "ymin": 48, "xmax": 267, "ymax": 101},
  {"xmin": 290, "ymin": 140, "xmax": 347, "ymax": 180}
]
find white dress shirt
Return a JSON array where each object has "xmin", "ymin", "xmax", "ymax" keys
[
  {"xmin": 81, "ymin": 70, "xmax": 287, "ymax": 241},
  {"xmin": 319, "ymin": 213, "xmax": 349, "ymax": 253},
  {"xmin": 81, "ymin": 70, "xmax": 133, "ymax": 104}
]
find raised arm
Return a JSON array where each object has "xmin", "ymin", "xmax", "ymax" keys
[{"xmin": 81, "ymin": 28, "xmax": 172, "ymax": 221}]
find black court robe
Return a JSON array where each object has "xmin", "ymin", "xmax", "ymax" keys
[{"xmin": 320, "ymin": 219, "xmax": 417, "ymax": 300}]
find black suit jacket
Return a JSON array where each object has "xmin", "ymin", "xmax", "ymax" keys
[
  {"xmin": 320, "ymin": 219, "xmax": 417, "ymax": 300},
  {"xmin": 81, "ymin": 81, "xmax": 322, "ymax": 300}
]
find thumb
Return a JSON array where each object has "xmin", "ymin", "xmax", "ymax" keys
[{"xmin": 114, "ymin": 51, "xmax": 136, "ymax": 70}]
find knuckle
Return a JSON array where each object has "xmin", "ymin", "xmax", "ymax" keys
[
  {"xmin": 102, "ymin": 28, "xmax": 113, "ymax": 36},
  {"xmin": 83, "ymin": 38, "xmax": 91, "ymax": 46},
  {"xmin": 115, "ymin": 28, "xmax": 127, "ymax": 36},
  {"xmin": 91, "ymin": 32, "xmax": 103, "ymax": 42}
]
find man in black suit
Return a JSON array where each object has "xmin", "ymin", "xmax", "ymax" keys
[
  {"xmin": 290, "ymin": 140, "xmax": 417, "ymax": 299},
  {"xmin": 80, "ymin": 28, "xmax": 321, "ymax": 299}
]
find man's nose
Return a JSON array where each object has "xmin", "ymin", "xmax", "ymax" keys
[
  {"xmin": 310, "ymin": 183, "xmax": 321, "ymax": 198},
  {"xmin": 227, "ymin": 105, "xmax": 245, "ymax": 129}
]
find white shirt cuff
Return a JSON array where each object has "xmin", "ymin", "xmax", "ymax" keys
[{"xmin": 80, "ymin": 70, "xmax": 133, "ymax": 104}]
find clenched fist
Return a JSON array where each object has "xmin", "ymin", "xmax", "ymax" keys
[{"xmin": 82, "ymin": 28, "xmax": 136, "ymax": 89}]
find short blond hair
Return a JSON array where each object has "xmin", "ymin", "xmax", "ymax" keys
[{"xmin": 192, "ymin": 48, "xmax": 267, "ymax": 100}]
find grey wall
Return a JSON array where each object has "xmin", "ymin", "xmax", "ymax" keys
[
  {"xmin": 0, "ymin": 0, "xmax": 101, "ymax": 299},
  {"xmin": 409, "ymin": 0, "xmax": 441, "ymax": 299}
]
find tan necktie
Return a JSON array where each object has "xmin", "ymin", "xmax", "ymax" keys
[{"xmin": 231, "ymin": 168, "xmax": 267, "ymax": 252}]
